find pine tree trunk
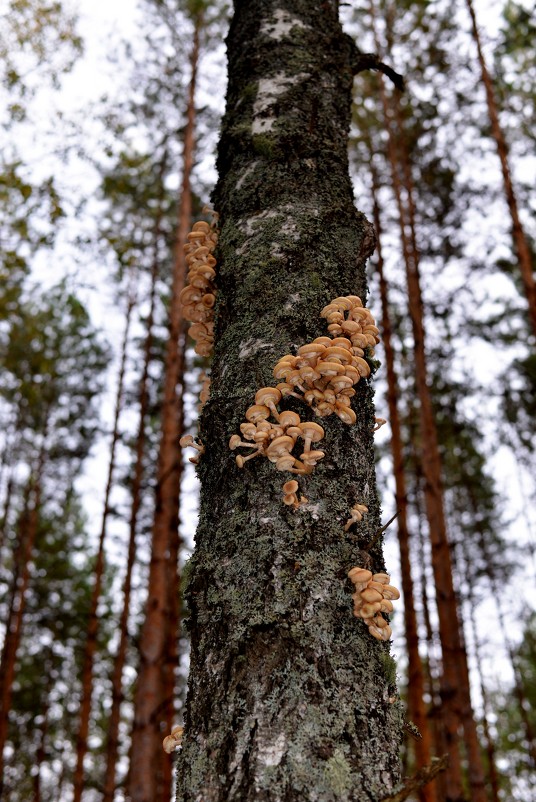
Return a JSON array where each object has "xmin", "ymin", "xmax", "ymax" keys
[
  {"xmin": 460, "ymin": 551, "xmax": 501, "ymax": 802},
  {"xmin": 128, "ymin": 15, "xmax": 200, "ymax": 800},
  {"xmin": 370, "ymin": 168, "xmax": 436, "ymax": 802},
  {"xmin": 73, "ymin": 291, "xmax": 135, "ymax": 802},
  {"xmin": 0, "ymin": 465, "xmax": 43, "ymax": 795},
  {"xmin": 160, "ymin": 349, "xmax": 185, "ymax": 801},
  {"xmin": 102, "ymin": 217, "xmax": 161, "ymax": 802},
  {"xmin": 465, "ymin": 0, "xmax": 536, "ymax": 337},
  {"xmin": 368, "ymin": 10, "xmax": 486, "ymax": 784},
  {"xmin": 176, "ymin": 2, "xmax": 403, "ymax": 800}
]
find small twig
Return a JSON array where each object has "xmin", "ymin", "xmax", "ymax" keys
[
  {"xmin": 380, "ymin": 754, "xmax": 449, "ymax": 802},
  {"xmin": 363, "ymin": 510, "xmax": 399, "ymax": 551},
  {"xmin": 351, "ymin": 52, "xmax": 405, "ymax": 91}
]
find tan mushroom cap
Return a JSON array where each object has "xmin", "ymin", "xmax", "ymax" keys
[
  {"xmin": 266, "ymin": 435, "xmax": 295, "ymax": 462},
  {"xmin": 353, "ymin": 356, "xmax": 371, "ymax": 377},
  {"xmin": 282, "ymin": 479, "xmax": 299, "ymax": 494},
  {"xmin": 348, "ymin": 567, "xmax": 372, "ymax": 585},
  {"xmin": 298, "ymin": 343, "xmax": 326, "ymax": 359},
  {"xmin": 360, "ymin": 587, "xmax": 383, "ymax": 604},
  {"xmin": 359, "ymin": 601, "xmax": 381, "ymax": 618},
  {"xmin": 316, "ymin": 360, "xmax": 346, "ymax": 377},
  {"xmin": 330, "ymin": 337, "xmax": 353, "ymax": 349},
  {"xmin": 300, "ymin": 449, "xmax": 325, "ymax": 465},
  {"xmin": 380, "ymin": 599, "xmax": 395, "ymax": 614},
  {"xmin": 382, "ymin": 585, "xmax": 401, "ymax": 601},
  {"xmin": 323, "ymin": 346, "xmax": 352, "ymax": 365},
  {"xmin": 245, "ymin": 404, "xmax": 271, "ymax": 423},
  {"xmin": 372, "ymin": 573, "xmax": 390, "ymax": 584},
  {"xmin": 255, "ymin": 386, "xmax": 282, "ymax": 407},
  {"xmin": 298, "ymin": 421, "xmax": 325, "ymax": 444},
  {"xmin": 334, "ymin": 403, "xmax": 356, "ymax": 425},
  {"xmin": 279, "ymin": 411, "xmax": 301, "ymax": 429}
]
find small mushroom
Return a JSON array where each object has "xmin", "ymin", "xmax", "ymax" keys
[
  {"xmin": 245, "ymin": 404, "xmax": 271, "ymax": 424},
  {"xmin": 279, "ymin": 411, "xmax": 301, "ymax": 429},
  {"xmin": 236, "ymin": 451, "xmax": 262, "ymax": 468},
  {"xmin": 300, "ymin": 449, "xmax": 325, "ymax": 468},
  {"xmin": 179, "ymin": 434, "xmax": 205, "ymax": 463},
  {"xmin": 162, "ymin": 725, "xmax": 184, "ymax": 754},
  {"xmin": 298, "ymin": 421, "xmax": 325, "ymax": 453},
  {"xmin": 382, "ymin": 585, "xmax": 401, "ymax": 601},
  {"xmin": 348, "ymin": 567, "xmax": 372, "ymax": 585},
  {"xmin": 255, "ymin": 387, "xmax": 282, "ymax": 421}
]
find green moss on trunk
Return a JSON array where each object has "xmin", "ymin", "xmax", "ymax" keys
[{"xmin": 176, "ymin": 2, "xmax": 403, "ymax": 800}]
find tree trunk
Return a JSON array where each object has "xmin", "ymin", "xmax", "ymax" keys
[
  {"xmin": 176, "ymin": 2, "xmax": 403, "ymax": 800},
  {"xmin": 128, "ymin": 14, "xmax": 200, "ymax": 801},
  {"xmin": 0, "ymin": 463, "xmax": 43, "ymax": 795},
  {"xmin": 102, "ymin": 214, "xmax": 161, "ymax": 802},
  {"xmin": 370, "ymin": 167, "xmax": 436, "ymax": 802},
  {"xmin": 159, "ymin": 346, "xmax": 185, "ymax": 801},
  {"xmin": 368, "ymin": 3, "xmax": 486, "ymax": 787},
  {"xmin": 465, "ymin": 0, "xmax": 536, "ymax": 337},
  {"xmin": 72, "ymin": 290, "xmax": 135, "ymax": 802}
]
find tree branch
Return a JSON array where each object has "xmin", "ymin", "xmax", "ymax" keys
[
  {"xmin": 380, "ymin": 755, "xmax": 449, "ymax": 802},
  {"xmin": 347, "ymin": 41, "xmax": 405, "ymax": 90}
]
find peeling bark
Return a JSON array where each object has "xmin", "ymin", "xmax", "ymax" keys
[{"xmin": 176, "ymin": 2, "xmax": 403, "ymax": 801}]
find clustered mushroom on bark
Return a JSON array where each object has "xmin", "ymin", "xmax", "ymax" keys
[
  {"xmin": 348, "ymin": 567, "xmax": 401, "ymax": 641},
  {"xmin": 229, "ymin": 294, "xmax": 382, "ymax": 503},
  {"xmin": 162, "ymin": 725, "xmax": 184, "ymax": 754},
  {"xmin": 179, "ymin": 208, "xmax": 219, "ymax": 359},
  {"xmin": 272, "ymin": 294, "xmax": 381, "ymax": 423}
]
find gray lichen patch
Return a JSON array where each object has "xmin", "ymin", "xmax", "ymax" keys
[
  {"xmin": 260, "ymin": 8, "xmax": 308, "ymax": 40},
  {"xmin": 252, "ymin": 72, "xmax": 310, "ymax": 134}
]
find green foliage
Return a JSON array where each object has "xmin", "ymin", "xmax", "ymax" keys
[
  {"xmin": 0, "ymin": 0, "xmax": 82, "ymax": 124},
  {"xmin": 491, "ymin": 612, "xmax": 536, "ymax": 800}
]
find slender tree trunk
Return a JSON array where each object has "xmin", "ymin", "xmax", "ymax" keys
[
  {"xmin": 465, "ymin": 0, "xmax": 536, "ymax": 337},
  {"xmin": 375, "ymin": 79, "xmax": 463, "ymax": 799},
  {"xmin": 458, "ymin": 546, "xmax": 501, "ymax": 802},
  {"xmin": 471, "ymin": 503, "xmax": 536, "ymax": 769},
  {"xmin": 368, "ymin": 8, "xmax": 487, "ymax": 795},
  {"xmin": 370, "ymin": 165, "xmax": 436, "ymax": 802},
  {"xmin": 33, "ymin": 676, "xmax": 51, "ymax": 802},
  {"xmin": 0, "ymin": 459, "xmax": 44, "ymax": 795},
  {"xmin": 102, "ymin": 224, "xmax": 161, "ymax": 802},
  {"xmin": 72, "ymin": 291, "xmax": 136, "ymax": 802},
  {"xmin": 177, "ymin": 2, "xmax": 402, "ymax": 800},
  {"xmin": 159, "ymin": 329, "xmax": 187, "ymax": 802},
  {"xmin": 128, "ymin": 15, "xmax": 201, "ymax": 801},
  {"xmin": 159, "ymin": 345, "xmax": 185, "ymax": 802}
]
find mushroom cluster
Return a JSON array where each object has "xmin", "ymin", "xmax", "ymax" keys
[
  {"xmin": 179, "ymin": 434, "xmax": 205, "ymax": 465},
  {"xmin": 230, "ymin": 295, "xmax": 383, "ymax": 503},
  {"xmin": 347, "ymin": 567, "xmax": 400, "ymax": 641},
  {"xmin": 272, "ymin": 295, "xmax": 381, "ymax": 422},
  {"xmin": 230, "ymin": 390, "xmax": 327, "ymax": 501},
  {"xmin": 344, "ymin": 503, "xmax": 369, "ymax": 531},
  {"xmin": 179, "ymin": 209, "xmax": 219, "ymax": 358},
  {"xmin": 162, "ymin": 725, "xmax": 184, "ymax": 754}
]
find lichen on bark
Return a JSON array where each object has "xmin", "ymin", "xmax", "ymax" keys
[{"xmin": 176, "ymin": 1, "xmax": 403, "ymax": 800}]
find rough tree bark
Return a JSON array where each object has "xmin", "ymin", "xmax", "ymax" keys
[{"xmin": 176, "ymin": 2, "xmax": 403, "ymax": 800}]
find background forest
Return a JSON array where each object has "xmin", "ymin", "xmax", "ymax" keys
[{"xmin": 0, "ymin": 0, "xmax": 535, "ymax": 800}]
